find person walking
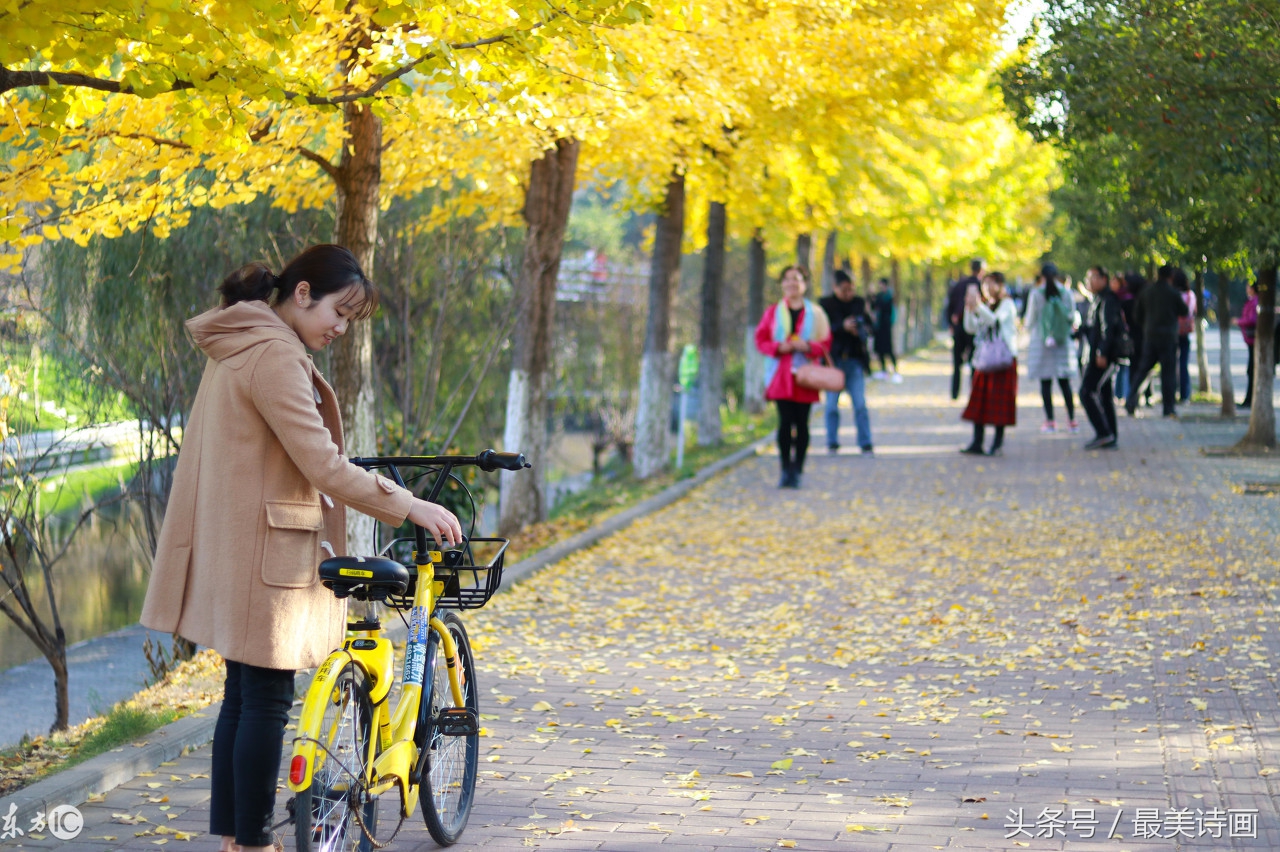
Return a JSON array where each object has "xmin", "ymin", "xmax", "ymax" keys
[
  {"xmin": 1237, "ymin": 282, "xmax": 1258, "ymax": 409},
  {"xmin": 1080, "ymin": 265, "xmax": 1127, "ymax": 449},
  {"xmin": 1125, "ymin": 264, "xmax": 1188, "ymax": 418},
  {"xmin": 946, "ymin": 259, "xmax": 983, "ymax": 400},
  {"xmin": 755, "ymin": 264, "xmax": 833, "ymax": 488},
  {"xmin": 871, "ymin": 277, "xmax": 901, "ymax": 383},
  {"xmin": 960, "ymin": 272, "xmax": 1018, "ymax": 456},
  {"xmin": 819, "ymin": 269, "xmax": 874, "ymax": 455},
  {"xmin": 139, "ymin": 245, "xmax": 463, "ymax": 852},
  {"xmin": 1175, "ymin": 269, "xmax": 1197, "ymax": 403},
  {"xmin": 1023, "ymin": 262, "xmax": 1079, "ymax": 433}
]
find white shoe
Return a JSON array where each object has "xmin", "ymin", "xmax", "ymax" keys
[{"xmin": 891, "ymin": 373, "xmax": 903, "ymax": 384}]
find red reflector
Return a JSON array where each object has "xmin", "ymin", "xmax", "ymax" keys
[{"xmin": 289, "ymin": 755, "xmax": 307, "ymax": 786}]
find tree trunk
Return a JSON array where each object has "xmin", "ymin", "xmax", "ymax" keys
[
  {"xmin": 49, "ymin": 644, "xmax": 68, "ymax": 732},
  {"xmin": 860, "ymin": 256, "xmax": 872, "ymax": 291},
  {"xmin": 698, "ymin": 201, "xmax": 726, "ymax": 446},
  {"xmin": 1195, "ymin": 268, "xmax": 1210, "ymax": 394},
  {"xmin": 923, "ymin": 264, "xmax": 936, "ymax": 340},
  {"xmin": 499, "ymin": 138, "xmax": 579, "ymax": 534},
  {"xmin": 820, "ymin": 231, "xmax": 837, "ymax": 296},
  {"xmin": 331, "ymin": 99, "xmax": 381, "ymax": 557},
  {"xmin": 634, "ymin": 172, "xmax": 686, "ymax": 479},
  {"xmin": 743, "ymin": 230, "xmax": 766, "ymax": 415},
  {"xmin": 890, "ymin": 257, "xmax": 903, "ymax": 354},
  {"xmin": 795, "ymin": 233, "xmax": 812, "ymax": 270},
  {"xmin": 1235, "ymin": 265, "xmax": 1276, "ymax": 450},
  {"xmin": 1215, "ymin": 266, "xmax": 1235, "ymax": 418}
]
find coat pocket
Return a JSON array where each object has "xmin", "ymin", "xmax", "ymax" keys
[{"xmin": 261, "ymin": 500, "xmax": 324, "ymax": 589}]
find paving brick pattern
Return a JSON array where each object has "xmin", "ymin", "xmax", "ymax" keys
[{"xmin": 5, "ymin": 346, "xmax": 1278, "ymax": 852}]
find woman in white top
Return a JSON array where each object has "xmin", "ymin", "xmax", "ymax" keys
[
  {"xmin": 1023, "ymin": 263, "xmax": 1080, "ymax": 433},
  {"xmin": 961, "ymin": 272, "xmax": 1019, "ymax": 456}
]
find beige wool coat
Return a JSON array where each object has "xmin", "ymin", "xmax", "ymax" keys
[{"xmin": 140, "ymin": 300, "xmax": 414, "ymax": 670}]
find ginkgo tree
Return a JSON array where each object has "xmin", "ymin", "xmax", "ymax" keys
[
  {"xmin": 579, "ymin": 0, "xmax": 1035, "ymax": 478},
  {"xmin": 3, "ymin": 0, "xmax": 660, "ymax": 550}
]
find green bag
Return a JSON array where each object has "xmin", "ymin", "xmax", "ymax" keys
[{"xmin": 1040, "ymin": 293, "xmax": 1073, "ymax": 347}]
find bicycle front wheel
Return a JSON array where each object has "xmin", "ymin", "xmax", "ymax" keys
[
  {"xmin": 295, "ymin": 661, "xmax": 377, "ymax": 852},
  {"xmin": 420, "ymin": 610, "xmax": 480, "ymax": 845}
]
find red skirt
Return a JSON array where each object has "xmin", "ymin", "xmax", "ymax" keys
[{"xmin": 962, "ymin": 360, "xmax": 1018, "ymax": 426}]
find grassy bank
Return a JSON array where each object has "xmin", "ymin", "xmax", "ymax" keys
[
  {"xmin": 0, "ymin": 650, "xmax": 222, "ymax": 796},
  {"xmin": 506, "ymin": 408, "xmax": 771, "ymax": 560}
]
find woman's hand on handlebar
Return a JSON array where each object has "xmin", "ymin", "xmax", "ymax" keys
[{"xmin": 408, "ymin": 498, "xmax": 463, "ymax": 547}]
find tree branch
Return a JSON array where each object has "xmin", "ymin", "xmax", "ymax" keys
[
  {"xmin": 1, "ymin": 30, "xmax": 522, "ymax": 100},
  {"xmin": 295, "ymin": 145, "xmax": 342, "ymax": 183}
]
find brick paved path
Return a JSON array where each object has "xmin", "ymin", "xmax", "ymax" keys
[{"xmin": 7, "ymin": 346, "xmax": 1280, "ymax": 851}]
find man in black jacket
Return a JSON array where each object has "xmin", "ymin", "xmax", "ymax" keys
[
  {"xmin": 1125, "ymin": 264, "xmax": 1188, "ymax": 418},
  {"xmin": 1081, "ymin": 265, "xmax": 1126, "ymax": 449},
  {"xmin": 819, "ymin": 270, "xmax": 875, "ymax": 454},
  {"xmin": 945, "ymin": 259, "xmax": 983, "ymax": 399}
]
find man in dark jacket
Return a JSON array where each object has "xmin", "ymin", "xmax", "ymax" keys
[
  {"xmin": 1081, "ymin": 265, "xmax": 1126, "ymax": 449},
  {"xmin": 946, "ymin": 259, "xmax": 983, "ymax": 399},
  {"xmin": 1125, "ymin": 264, "xmax": 1188, "ymax": 418},
  {"xmin": 819, "ymin": 270, "xmax": 874, "ymax": 454}
]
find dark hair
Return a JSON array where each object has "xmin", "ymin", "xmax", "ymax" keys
[
  {"xmin": 834, "ymin": 269, "xmax": 852, "ymax": 285},
  {"xmin": 1090, "ymin": 265, "xmax": 1109, "ymax": 281},
  {"xmin": 218, "ymin": 244, "xmax": 377, "ymax": 320},
  {"xmin": 970, "ymin": 259, "xmax": 984, "ymax": 273},
  {"xmin": 982, "ymin": 271, "xmax": 1006, "ymax": 303},
  {"xmin": 1124, "ymin": 271, "xmax": 1147, "ymax": 295},
  {"xmin": 1043, "ymin": 275, "xmax": 1061, "ymax": 302},
  {"xmin": 779, "ymin": 264, "xmax": 810, "ymax": 284},
  {"xmin": 1156, "ymin": 264, "xmax": 1174, "ymax": 283},
  {"xmin": 1171, "ymin": 268, "xmax": 1189, "ymax": 291}
]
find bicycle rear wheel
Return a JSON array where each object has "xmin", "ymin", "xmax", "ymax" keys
[
  {"xmin": 295, "ymin": 661, "xmax": 377, "ymax": 852},
  {"xmin": 420, "ymin": 610, "xmax": 479, "ymax": 845}
]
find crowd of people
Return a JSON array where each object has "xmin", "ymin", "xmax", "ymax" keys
[
  {"xmin": 947, "ymin": 259, "xmax": 1275, "ymax": 456},
  {"xmin": 754, "ymin": 258, "xmax": 1273, "ymax": 486}
]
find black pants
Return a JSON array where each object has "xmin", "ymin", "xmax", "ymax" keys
[
  {"xmin": 1242, "ymin": 342, "xmax": 1255, "ymax": 407},
  {"xmin": 952, "ymin": 331, "xmax": 974, "ymax": 400},
  {"xmin": 1126, "ymin": 334, "xmax": 1178, "ymax": 416},
  {"xmin": 211, "ymin": 660, "xmax": 296, "ymax": 847},
  {"xmin": 775, "ymin": 399, "xmax": 812, "ymax": 473},
  {"xmin": 1080, "ymin": 361, "xmax": 1118, "ymax": 440},
  {"xmin": 1040, "ymin": 378, "xmax": 1075, "ymax": 422}
]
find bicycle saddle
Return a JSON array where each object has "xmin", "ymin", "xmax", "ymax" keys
[{"xmin": 319, "ymin": 555, "xmax": 411, "ymax": 601}]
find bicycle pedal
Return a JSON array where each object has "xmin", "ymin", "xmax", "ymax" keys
[{"xmin": 433, "ymin": 707, "xmax": 479, "ymax": 736}]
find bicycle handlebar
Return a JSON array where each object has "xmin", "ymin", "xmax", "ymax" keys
[
  {"xmin": 348, "ymin": 449, "xmax": 530, "ymax": 563},
  {"xmin": 349, "ymin": 449, "xmax": 532, "ymax": 473}
]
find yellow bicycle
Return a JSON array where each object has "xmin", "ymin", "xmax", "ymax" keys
[{"xmin": 286, "ymin": 449, "xmax": 529, "ymax": 850}]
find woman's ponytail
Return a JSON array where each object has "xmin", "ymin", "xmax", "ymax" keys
[{"xmin": 218, "ymin": 261, "xmax": 283, "ymax": 306}]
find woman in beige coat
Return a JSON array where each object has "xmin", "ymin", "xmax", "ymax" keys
[{"xmin": 140, "ymin": 244, "xmax": 460, "ymax": 852}]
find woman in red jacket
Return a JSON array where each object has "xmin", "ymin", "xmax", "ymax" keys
[{"xmin": 755, "ymin": 265, "xmax": 833, "ymax": 488}]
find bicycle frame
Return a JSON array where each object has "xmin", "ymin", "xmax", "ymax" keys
[
  {"xmin": 287, "ymin": 546, "xmax": 464, "ymax": 819},
  {"xmin": 287, "ymin": 449, "xmax": 528, "ymax": 838}
]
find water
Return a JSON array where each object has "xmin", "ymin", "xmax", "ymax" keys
[{"xmin": 0, "ymin": 502, "xmax": 151, "ymax": 673}]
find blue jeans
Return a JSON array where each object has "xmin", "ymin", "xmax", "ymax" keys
[
  {"xmin": 1177, "ymin": 335, "xmax": 1192, "ymax": 402},
  {"xmin": 1114, "ymin": 363, "xmax": 1130, "ymax": 401},
  {"xmin": 825, "ymin": 358, "xmax": 873, "ymax": 450}
]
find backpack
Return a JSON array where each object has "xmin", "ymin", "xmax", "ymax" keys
[{"xmin": 1040, "ymin": 292, "xmax": 1073, "ymax": 347}]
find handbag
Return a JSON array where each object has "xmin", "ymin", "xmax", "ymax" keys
[
  {"xmin": 794, "ymin": 352, "xmax": 846, "ymax": 392},
  {"xmin": 972, "ymin": 320, "xmax": 1014, "ymax": 372}
]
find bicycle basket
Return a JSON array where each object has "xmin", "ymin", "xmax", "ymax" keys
[{"xmin": 385, "ymin": 537, "xmax": 509, "ymax": 611}]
